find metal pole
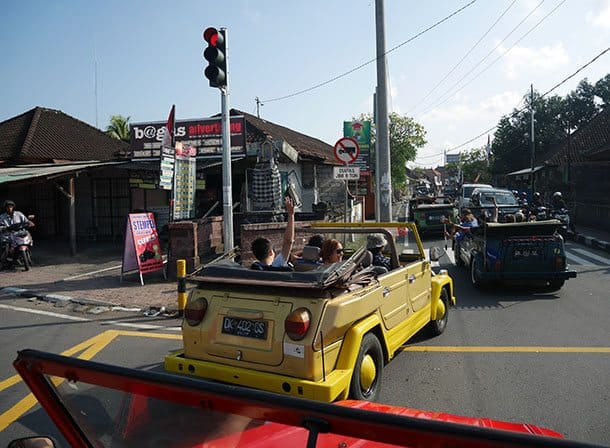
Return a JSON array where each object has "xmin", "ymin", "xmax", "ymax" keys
[
  {"xmin": 221, "ymin": 28, "xmax": 234, "ymax": 252},
  {"xmin": 374, "ymin": 88, "xmax": 381, "ymax": 222},
  {"xmin": 375, "ymin": 0, "xmax": 392, "ymax": 222},
  {"xmin": 69, "ymin": 177, "xmax": 76, "ymax": 256},
  {"xmin": 530, "ymin": 84, "xmax": 535, "ymax": 196}
]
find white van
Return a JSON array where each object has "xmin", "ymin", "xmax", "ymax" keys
[{"xmin": 458, "ymin": 183, "xmax": 493, "ymax": 210}]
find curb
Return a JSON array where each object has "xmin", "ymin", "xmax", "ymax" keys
[
  {"xmin": 0, "ymin": 287, "xmax": 143, "ymax": 312},
  {"xmin": 568, "ymin": 231, "xmax": 610, "ymax": 254}
]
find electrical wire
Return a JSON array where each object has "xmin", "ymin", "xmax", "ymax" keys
[
  {"xmin": 415, "ymin": 0, "xmax": 545, "ymax": 118},
  {"xmin": 407, "ymin": 0, "xmax": 517, "ymax": 115},
  {"xmin": 261, "ymin": 0, "xmax": 478, "ymax": 103},
  {"xmin": 445, "ymin": 45, "xmax": 610, "ymax": 153}
]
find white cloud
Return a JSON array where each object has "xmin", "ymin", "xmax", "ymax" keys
[
  {"xmin": 587, "ymin": 0, "xmax": 610, "ymax": 27},
  {"xmin": 500, "ymin": 43, "xmax": 569, "ymax": 80}
]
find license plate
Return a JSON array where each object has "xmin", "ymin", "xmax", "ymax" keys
[
  {"xmin": 426, "ymin": 215, "xmax": 442, "ymax": 224},
  {"xmin": 222, "ymin": 316, "xmax": 268, "ymax": 339},
  {"xmin": 513, "ymin": 248, "xmax": 541, "ymax": 258}
]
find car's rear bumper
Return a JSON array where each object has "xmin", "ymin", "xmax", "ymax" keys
[
  {"xmin": 480, "ymin": 270, "xmax": 577, "ymax": 280},
  {"xmin": 164, "ymin": 351, "xmax": 351, "ymax": 402}
]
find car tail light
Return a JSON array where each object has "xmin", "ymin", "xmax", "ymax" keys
[
  {"xmin": 184, "ymin": 295, "xmax": 208, "ymax": 326},
  {"xmin": 555, "ymin": 255, "xmax": 566, "ymax": 270},
  {"xmin": 284, "ymin": 308, "xmax": 311, "ymax": 341}
]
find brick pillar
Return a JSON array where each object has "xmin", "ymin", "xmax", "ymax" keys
[{"xmin": 168, "ymin": 221, "xmax": 200, "ymax": 279}]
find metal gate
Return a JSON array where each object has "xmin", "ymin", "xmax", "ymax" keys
[{"xmin": 92, "ymin": 178, "xmax": 130, "ymax": 240}]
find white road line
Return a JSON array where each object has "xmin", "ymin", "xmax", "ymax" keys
[
  {"xmin": 570, "ymin": 247, "xmax": 610, "ymax": 265},
  {"xmin": 101, "ymin": 321, "xmax": 181, "ymax": 331},
  {"xmin": 0, "ymin": 304, "xmax": 90, "ymax": 321},
  {"xmin": 565, "ymin": 251, "xmax": 595, "ymax": 266}
]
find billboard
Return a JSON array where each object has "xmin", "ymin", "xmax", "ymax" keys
[
  {"xmin": 343, "ymin": 120, "xmax": 371, "ymax": 175},
  {"xmin": 130, "ymin": 116, "xmax": 247, "ymax": 159}
]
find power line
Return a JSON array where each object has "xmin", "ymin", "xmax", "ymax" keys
[
  {"xmin": 407, "ymin": 0, "xmax": 517, "ymax": 115},
  {"xmin": 419, "ymin": 0, "xmax": 566, "ymax": 117},
  {"xmin": 261, "ymin": 0, "xmax": 478, "ymax": 103},
  {"xmin": 415, "ymin": 0, "xmax": 545, "ymax": 117},
  {"xmin": 446, "ymin": 45, "xmax": 610, "ymax": 153}
]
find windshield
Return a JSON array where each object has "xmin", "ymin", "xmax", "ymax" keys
[
  {"xmin": 480, "ymin": 191, "xmax": 518, "ymax": 206},
  {"xmin": 462, "ymin": 186, "xmax": 476, "ymax": 198}
]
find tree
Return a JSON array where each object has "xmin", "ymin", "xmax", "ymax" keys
[
  {"xmin": 594, "ymin": 74, "xmax": 610, "ymax": 106},
  {"xmin": 455, "ymin": 148, "xmax": 492, "ymax": 184},
  {"xmin": 353, "ymin": 112, "xmax": 427, "ymax": 192},
  {"xmin": 106, "ymin": 115, "xmax": 131, "ymax": 142}
]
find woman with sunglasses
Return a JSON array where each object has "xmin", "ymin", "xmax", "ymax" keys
[{"xmin": 319, "ymin": 239, "xmax": 344, "ymax": 265}]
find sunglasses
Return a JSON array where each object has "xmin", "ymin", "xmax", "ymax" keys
[{"xmin": 336, "ymin": 248, "xmax": 344, "ymax": 254}]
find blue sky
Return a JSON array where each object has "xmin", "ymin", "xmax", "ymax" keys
[{"xmin": 1, "ymin": 0, "xmax": 609, "ymax": 167}]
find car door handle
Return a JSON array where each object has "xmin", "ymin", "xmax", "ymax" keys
[
  {"xmin": 383, "ymin": 287, "xmax": 390, "ymax": 298},
  {"xmin": 408, "ymin": 274, "xmax": 416, "ymax": 283}
]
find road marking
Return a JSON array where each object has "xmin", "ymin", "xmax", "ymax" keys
[
  {"xmin": 0, "ymin": 304, "xmax": 90, "ymax": 321},
  {"xmin": 570, "ymin": 247, "xmax": 610, "ymax": 265},
  {"xmin": 400, "ymin": 346, "xmax": 610, "ymax": 353},
  {"xmin": 565, "ymin": 251, "xmax": 595, "ymax": 266},
  {"xmin": 101, "ymin": 321, "xmax": 181, "ymax": 331}
]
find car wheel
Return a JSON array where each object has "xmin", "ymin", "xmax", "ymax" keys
[
  {"xmin": 349, "ymin": 333, "xmax": 383, "ymax": 402},
  {"xmin": 427, "ymin": 287, "xmax": 449, "ymax": 337},
  {"xmin": 545, "ymin": 279, "xmax": 565, "ymax": 292},
  {"xmin": 455, "ymin": 242, "xmax": 464, "ymax": 267},
  {"xmin": 470, "ymin": 256, "xmax": 483, "ymax": 288}
]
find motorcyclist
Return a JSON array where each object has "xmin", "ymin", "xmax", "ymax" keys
[
  {"xmin": 551, "ymin": 191, "xmax": 567, "ymax": 210},
  {"xmin": 0, "ymin": 200, "xmax": 34, "ymax": 229},
  {"xmin": 531, "ymin": 192, "xmax": 544, "ymax": 209}
]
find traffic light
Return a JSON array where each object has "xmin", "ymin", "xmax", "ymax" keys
[{"xmin": 203, "ymin": 27, "xmax": 227, "ymax": 88}]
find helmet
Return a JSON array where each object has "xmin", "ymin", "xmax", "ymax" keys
[
  {"xmin": 512, "ymin": 190, "xmax": 519, "ymax": 197},
  {"xmin": 533, "ymin": 192, "xmax": 541, "ymax": 199},
  {"xmin": 3, "ymin": 200, "xmax": 15, "ymax": 207},
  {"xmin": 520, "ymin": 192, "xmax": 528, "ymax": 198},
  {"xmin": 553, "ymin": 191, "xmax": 562, "ymax": 199}
]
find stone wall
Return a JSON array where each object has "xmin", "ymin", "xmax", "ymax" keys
[
  {"xmin": 240, "ymin": 221, "xmax": 311, "ymax": 267},
  {"xmin": 168, "ymin": 216, "xmax": 224, "ymax": 277}
]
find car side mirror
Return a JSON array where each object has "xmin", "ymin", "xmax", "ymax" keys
[
  {"xmin": 8, "ymin": 437, "xmax": 56, "ymax": 448},
  {"xmin": 429, "ymin": 246, "xmax": 443, "ymax": 261}
]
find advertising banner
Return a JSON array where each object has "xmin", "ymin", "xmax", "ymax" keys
[
  {"xmin": 173, "ymin": 142, "xmax": 197, "ymax": 220},
  {"xmin": 343, "ymin": 120, "xmax": 371, "ymax": 175},
  {"xmin": 121, "ymin": 213, "xmax": 163, "ymax": 285},
  {"xmin": 130, "ymin": 116, "xmax": 247, "ymax": 159}
]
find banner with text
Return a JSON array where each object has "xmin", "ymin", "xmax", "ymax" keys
[
  {"xmin": 173, "ymin": 142, "xmax": 197, "ymax": 220},
  {"xmin": 343, "ymin": 120, "xmax": 371, "ymax": 175},
  {"xmin": 121, "ymin": 213, "xmax": 164, "ymax": 278}
]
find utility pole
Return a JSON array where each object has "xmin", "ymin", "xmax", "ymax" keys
[
  {"xmin": 374, "ymin": 88, "xmax": 381, "ymax": 221},
  {"xmin": 375, "ymin": 0, "xmax": 392, "ymax": 221},
  {"xmin": 530, "ymin": 84, "xmax": 535, "ymax": 196},
  {"xmin": 255, "ymin": 96, "xmax": 263, "ymax": 118}
]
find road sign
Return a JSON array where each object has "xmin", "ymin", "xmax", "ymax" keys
[
  {"xmin": 333, "ymin": 166, "xmax": 360, "ymax": 180},
  {"xmin": 333, "ymin": 137, "xmax": 360, "ymax": 165}
]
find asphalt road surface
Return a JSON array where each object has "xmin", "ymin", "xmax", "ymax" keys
[{"xmin": 1, "ymin": 238, "xmax": 608, "ymax": 446}]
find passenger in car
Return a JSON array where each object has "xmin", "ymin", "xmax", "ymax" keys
[
  {"xmin": 320, "ymin": 239, "xmax": 344, "ymax": 265},
  {"xmin": 251, "ymin": 197, "xmax": 295, "ymax": 271},
  {"xmin": 367, "ymin": 234, "xmax": 391, "ymax": 270}
]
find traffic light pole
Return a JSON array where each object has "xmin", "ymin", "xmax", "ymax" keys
[{"xmin": 220, "ymin": 28, "xmax": 234, "ymax": 252}]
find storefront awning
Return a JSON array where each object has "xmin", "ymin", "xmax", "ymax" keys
[{"xmin": 0, "ymin": 161, "xmax": 128, "ymax": 185}]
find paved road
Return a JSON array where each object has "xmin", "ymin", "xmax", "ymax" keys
[{"xmin": 0, "ymin": 239, "xmax": 608, "ymax": 446}]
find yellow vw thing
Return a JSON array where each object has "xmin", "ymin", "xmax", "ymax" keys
[{"xmin": 165, "ymin": 222, "xmax": 455, "ymax": 402}]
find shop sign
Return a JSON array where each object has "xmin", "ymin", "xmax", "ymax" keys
[
  {"xmin": 121, "ymin": 213, "xmax": 164, "ymax": 285},
  {"xmin": 343, "ymin": 120, "xmax": 371, "ymax": 175},
  {"xmin": 173, "ymin": 142, "xmax": 196, "ymax": 220}
]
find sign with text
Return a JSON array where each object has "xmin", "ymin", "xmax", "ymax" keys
[
  {"xmin": 333, "ymin": 166, "xmax": 360, "ymax": 180},
  {"xmin": 343, "ymin": 120, "xmax": 371, "ymax": 175},
  {"xmin": 121, "ymin": 213, "xmax": 163, "ymax": 285},
  {"xmin": 173, "ymin": 142, "xmax": 196, "ymax": 220},
  {"xmin": 130, "ymin": 116, "xmax": 247, "ymax": 159}
]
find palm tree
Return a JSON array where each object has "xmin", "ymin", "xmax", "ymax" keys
[{"xmin": 106, "ymin": 115, "xmax": 131, "ymax": 142}]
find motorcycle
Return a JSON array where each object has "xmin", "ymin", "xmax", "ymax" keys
[
  {"xmin": 0, "ymin": 220, "xmax": 34, "ymax": 271},
  {"xmin": 551, "ymin": 207, "xmax": 571, "ymax": 237}
]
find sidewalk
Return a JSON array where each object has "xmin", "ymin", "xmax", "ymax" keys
[
  {"xmin": 570, "ymin": 225, "xmax": 610, "ymax": 253},
  {"xmin": 0, "ymin": 241, "xmax": 181, "ymax": 312}
]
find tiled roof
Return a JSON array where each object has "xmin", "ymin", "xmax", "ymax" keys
[
  {"xmin": 230, "ymin": 109, "xmax": 335, "ymax": 164},
  {"xmin": 544, "ymin": 108, "xmax": 610, "ymax": 166},
  {"xmin": 0, "ymin": 107, "xmax": 129, "ymax": 164}
]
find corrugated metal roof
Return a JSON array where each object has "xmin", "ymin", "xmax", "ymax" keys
[{"xmin": 0, "ymin": 161, "xmax": 127, "ymax": 184}]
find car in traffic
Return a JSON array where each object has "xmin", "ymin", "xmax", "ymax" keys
[
  {"xmin": 10, "ymin": 349, "xmax": 577, "ymax": 448},
  {"xmin": 165, "ymin": 222, "xmax": 455, "ymax": 403},
  {"xmin": 409, "ymin": 196, "xmax": 458, "ymax": 237},
  {"xmin": 457, "ymin": 183, "xmax": 493, "ymax": 210},
  {"xmin": 469, "ymin": 187, "xmax": 521, "ymax": 221},
  {"xmin": 451, "ymin": 219, "xmax": 577, "ymax": 290}
]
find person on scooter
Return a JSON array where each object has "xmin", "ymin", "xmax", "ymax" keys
[
  {"xmin": 551, "ymin": 191, "xmax": 567, "ymax": 210},
  {"xmin": 531, "ymin": 192, "xmax": 544, "ymax": 209},
  {"xmin": 0, "ymin": 200, "xmax": 34, "ymax": 229}
]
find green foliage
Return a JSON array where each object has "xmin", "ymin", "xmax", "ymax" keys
[
  {"xmin": 106, "ymin": 115, "xmax": 131, "ymax": 142},
  {"xmin": 353, "ymin": 112, "xmax": 427, "ymax": 191},
  {"xmin": 458, "ymin": 148, "xmax": 492, "ymax": 184}
]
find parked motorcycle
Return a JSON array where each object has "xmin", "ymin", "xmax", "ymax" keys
[{"xmin": 0, "ymin": 220, "xmax": 34, "ymax": 271}]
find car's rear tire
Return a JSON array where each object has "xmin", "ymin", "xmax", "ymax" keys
[
  {"xmin": 470, "ymin": 256, "xmax": 483, "ymax": 288},
  {"xmin": 427, "ymin": 287, "xmax": 449, "ymax": 337},
  {"xmin": 349, "ymin": 333, "xmax": 383, "ymax": 402},
  {"xmin": 545, "ymin": 279, "xmax": 564, "ymax": 292}
]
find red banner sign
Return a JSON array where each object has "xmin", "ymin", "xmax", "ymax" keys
[{"xmin": 121, "ymin": 213, "xmax": 163, "ymax": 284}]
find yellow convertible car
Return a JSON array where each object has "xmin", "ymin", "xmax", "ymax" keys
[{"xmin": 165, "ymin": 222, "xmax": 455, "ymax": 403}]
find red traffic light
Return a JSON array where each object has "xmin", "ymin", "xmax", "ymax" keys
[{"xmin": 203, "ymin": 27, "xmax": 220, "ymax": 46}]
